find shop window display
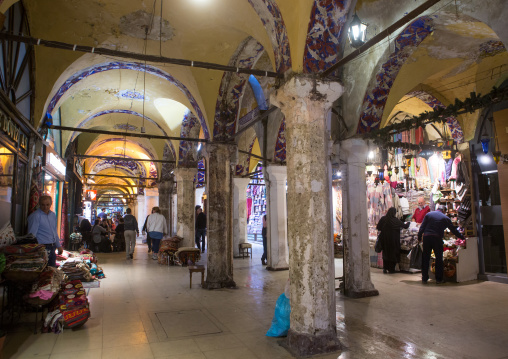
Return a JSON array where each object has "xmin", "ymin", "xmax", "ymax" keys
[{"xmin": 247, "ymin": 165, "xmax": 266, "ymax": 239}]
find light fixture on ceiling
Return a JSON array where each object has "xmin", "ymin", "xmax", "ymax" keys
[
  {"xmin": 197, "ymin": 143, "xmax": 202, "ymax": 151},
  {"xmin": 481, "ymin": 132, "xmax": 490, "ymax": 154},
  {"xmin": 348, "ymin": 13, "xmax": 367, "ymax": 48}
]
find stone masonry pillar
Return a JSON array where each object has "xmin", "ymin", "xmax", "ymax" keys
[
  {"xmin": 233, "ymin": 177, "xmax": 251, "ymax": 257},
  {"xmin": 271, "ymin": 75, "xmax": 343, "ymax": 357},
  {"xmin": 158, "ymin": 179, "xmax": 174, "ymax": 236},
  {"xmin": 136, "ymin": 195, "xmax": 145, "ymax": 235},
  {"xmin": 265, "ymin": 165, "xmax": 289, "ymax": 271},
  {"xmin": 340, "ymin": 138, "xmax": 379, "ymax": 298},
  {"xmin": 174, "ymin": 168, "xmax": 197, "ymax": 247},
  {"xmin": 204, "ymin": 143, "xmax": 236, "ymax": 289}
]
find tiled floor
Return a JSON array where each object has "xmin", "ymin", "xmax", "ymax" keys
[{"xmin": 3, "ymin": 241, "xmax": 508, "ymax": 359}]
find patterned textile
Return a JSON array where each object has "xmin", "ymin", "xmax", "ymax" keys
[
  {"xmin": 2, "ymin": 244, "xmax": 48, "ymax": 280},
  {"xmin": 26, "ymin": 267, "xmax": 65, "ymax": 305},
  {"xmin": 59, "ymin": 280, "xmax": 90, "ymax": 328},
  {"xmin": 0, "ymin": 222, "xmax": 16, "ymax": 248}
]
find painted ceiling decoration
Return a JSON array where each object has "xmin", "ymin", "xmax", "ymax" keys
[
  {"xmin": 357, "ymin": 16, "xmax": 435, "ymax": 134},
  {"xmin": 213, "ymin": 37, "xmax": 266, "ymax": 140},
  {"xmin": 69, "ymin": 109, "xmax": 176, "ymax": 160},
  {"xmin": 178, "ymin": 111, "xmax": 201, "ymax": 167},
  {"xmin": 196, "ymin": 159, "xmax": 206, "ymax": 189},
  {"xmin": 303, "ymin": 0, "xmax": 352, "ymax": 73},
  {"xmin": 407, "ymin": 91, "xmax": 465, "ymax": 143},
  {"xmin": 274, "ymin": 117, "xmax": 286, "ymax": 162},
  {"xmin": 45, "ymin": 61, "xmax": 210, "ymax": 139},
  {"xmin": 247, "ymin": 0, "xmax": 291, "ymax": 72}
]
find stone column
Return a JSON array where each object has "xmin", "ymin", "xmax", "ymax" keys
[
  {"xmin": 158, "ymin": 179, "xmax": 174, "ymax": 236},
  {"xmin": 136, "ymin": 195, "xmax": 145, "ymax": 235},
  {"xmin": 232, "ymin": 177, "xmax": 251, "ymax": 257},
  {"xmin": 174, "ymin": 168, "xmax": 197, "ymax": 247},
  {"xmin": 270, "ymin": 75, "xmax": 343, "ymax": 357},
  {"xmin": 204, "ymin": 143, "xmax": 237, "ymax": 289},
  {"xmin": 340, "ymin": 139, "xmax": 379, "ymax": 298},
  {"xmin": 265, "ymin": 165, "xmax": 289, "ymax": 271}
]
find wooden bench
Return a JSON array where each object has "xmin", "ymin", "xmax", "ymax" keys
[
  {"xmin": 239, "ymin": 243, "xmax": 252, "ymax": 259},
  {"xmin": 188, "ymin": 265, "xmax": 205, "ymax": 288}
]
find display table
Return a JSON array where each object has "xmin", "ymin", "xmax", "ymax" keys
[{"xmin": 429, "ymin": 237, "xmax": 479, "ymax": 283}]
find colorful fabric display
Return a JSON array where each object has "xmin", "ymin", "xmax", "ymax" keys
[
  {"xmin": 59, "ymin": 280, "xmax": 90, "ymax": 329},
  {"xmin": 26, "ymin": 267, "xmax": 65, "ymax": 305}
]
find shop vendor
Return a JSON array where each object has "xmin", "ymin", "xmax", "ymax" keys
[
  {"xmin": 27, "ymin": 195, "xmax": 64, "ymax": 267},
  {"xmin": 412, "ymin": 197, "xmax": 430, "ymax": 224}
]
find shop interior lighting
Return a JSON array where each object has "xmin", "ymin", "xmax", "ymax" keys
[
  {"xmin": 44, "ymin": 175, "xmax": 51, "ymax": 180},
  {"xmin": 368, "ymin": 151, "xmax": 375, "ymax": 159}
]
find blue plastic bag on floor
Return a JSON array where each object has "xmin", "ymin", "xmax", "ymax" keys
[{"xmin": 266, "ymin": 293, "xmax": 291, "ymax": 337}]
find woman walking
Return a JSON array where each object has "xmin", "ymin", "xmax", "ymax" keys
[
  {"xmin": 376, "ymin": 207, "xmax": 409, "ymax": 273},
  {"xmin": 146, "ymin": 207, "xmax": 168, "ymax": 260}
]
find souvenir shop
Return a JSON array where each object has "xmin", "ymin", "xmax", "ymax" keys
[{"xmin": 334, "ymin": 126, "xmax": 480, "ymax": 282}]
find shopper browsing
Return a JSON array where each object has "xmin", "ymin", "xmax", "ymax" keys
[
  {"xmin": 123, "ymin": 208, "xmax": 139, "ymax": 260},
  {"xmin": 27, "ymin": 195, "xmax": 63, "ymax": 267},
  {"xmin": 418, "ymin": 205, "xmax": 465, "ymax": 284}
]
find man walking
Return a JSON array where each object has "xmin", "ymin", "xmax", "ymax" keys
[
  {"xmin": 195, "ymin": 205, "xmax": 206, "ymax": 252},
  {"xmin": 123, "ymin": 208, "xmax": 139, "ymax": 259},
  {"xmin": 27, "ymin": 195, "xmax": 63, "ymax": 267},
  {"xmin": 418, "ymin": 205, "xmax": 465, "ymax": 284}
]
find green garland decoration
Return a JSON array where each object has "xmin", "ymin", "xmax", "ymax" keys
[{"xmin": 364, "ymin": 87, "xmax": 508, "ymax": 142}]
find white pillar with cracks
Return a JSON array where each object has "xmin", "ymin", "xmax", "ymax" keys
[
  {"xmin": 271, "ymin": 75, "xmax": 343, "ymax": 357},
  {"xmin": 265, "ymin": 165, "xmax": 289, "ymax": 270},
  {"xmin": 174, "ymin": 168, "xmax": 198, "ymax": 248},
  {"xmin": 340, "ymin": 138, "xmax": 379, "ymax": 298},
  {"xmin": 233, "ymin": 177, "xmax": 251, "ymax": 257}
]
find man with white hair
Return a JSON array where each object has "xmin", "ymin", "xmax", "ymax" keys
[
  {"xmin": 27, "ymin": 195, "xmax": 63, "ymax": 267},
  {"xmin": 412, "ymin": 196, "xmax": 430, "ymax": 224}
]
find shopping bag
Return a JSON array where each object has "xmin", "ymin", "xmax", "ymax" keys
[
  {"xmin": 374, "ymin": 233, "xmax": 383, "ymax": 253},
  {"xmin": 266, "ymin": 293, "xmax": 291, "ymax": 337},
  {"xmin": 409, "ymin": 243, "xmax": 423, "ymax": 269}
]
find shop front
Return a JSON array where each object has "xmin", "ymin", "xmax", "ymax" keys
[
  {"xmin": 334, "ymin": 127, "xmax": 480, "ymax": 283},
  {"xmin": 42, "ymin": 144, "xmax": 66, "ymax": 244},
  {"xmin": 0, "ymin": 107, "xmax": 30, "ymax": 236}
]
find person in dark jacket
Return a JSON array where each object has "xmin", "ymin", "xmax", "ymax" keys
[
  {"xmin": 377, "ymin": 207, "xmax": 410, "ymax": 274},
  {"xmin": 261, "ymin": 214, "xmax": 268, "ymax": 265},
  {"xmin": 195, "ymin": 206, "xmax": 207, "ymax": 252},
  {"xmin": 418, "ymin": 206, "xmax": 465, "ymax": 284},
  {"xmin": 79, "ymin": 217, "xmax": 92, "ymax": 249},
  {"xmin": 113, "ymin": 218, "xmax": 125, "ymax": 252},
  {"xmin": 142, "ymin": 210, "xmax": 153, "ymax": 253}
]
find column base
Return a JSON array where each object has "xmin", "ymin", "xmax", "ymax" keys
[
  {"xmin": 284, "ymin": 328, "xmax": 341, "ymax": 357},
  {"xmin": 344, "ymin": 288, "xmax": 379, "ymax": 299},
  {"xmin": 266, "ymin": 266, "xmax": 289, "ymax": 271},
  {"xmin": 203, "ymin": 280, "xmax": 237, "ymax": 290}
]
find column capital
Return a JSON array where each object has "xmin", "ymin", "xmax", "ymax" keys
[
  {"xmin": 270, "ymin": 75, "xmax": 344, "ymax": 111},
  {"xmin": 174, "ymin": 167, "xmax": 198, "ymax": 182},
  {"xmin": 232, "ymin": 177, "xmax": 251, "ymax": 191},
  {"xmin": 265, "ymin": 165, "xmax": 287, "ymax": 182},
  {"xmin": 339, "ymin": 138, "xmax": 369, "ymax": 164}
]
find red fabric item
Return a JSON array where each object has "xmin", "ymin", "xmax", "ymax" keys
[
  {"xmin": 413, "ymin": 206, "xmax": 430, "ymax": 224},
  {"xmin": 415, "ymin": 127, "xmax": 424, "ymax": 145},
  {"xmin": 246, "ymin": 197, "xmax": 253, "ymax": 222}
]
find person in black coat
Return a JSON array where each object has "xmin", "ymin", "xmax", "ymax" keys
[
  {"xmin": 377, "ymin": 207, "xmax": 410, "ymax": 273},
  {"xmin": 195, "ymin": 206, "xmax": 207, "ymax": 252}
]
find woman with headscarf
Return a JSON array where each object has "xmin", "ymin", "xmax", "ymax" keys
[{"xmin": 377, "ymin": 207, "xmax": 410, "ymax": 273}]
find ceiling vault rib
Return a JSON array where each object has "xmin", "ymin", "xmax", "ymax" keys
[
  {"xmin": 75, "ymin": 154, "xmax": 175, "ymax": 163},
  {"xmin": 321, "ymin": 0, "xmax": 442, "ymax": 78},
  {"xmin": 84, "ymin": 173, "xmax": 155, "ymax": 180},
  {"xmin": 0, "ymin": 32, "xmax": 283, "ymax": 78},
  {"xmin": 51, "ymin": 125, "xmax": 207, "ymax": 142}
]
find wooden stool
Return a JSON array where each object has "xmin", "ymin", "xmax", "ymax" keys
[
  {"xmin": 188, "ymin": 265, "xmax": 205, "ymax": 288},
  {"xmin": 176, "ymin": 247, "xmax": 201, "ymax": 266},
  {"xmin": 239, "ymin": 243, "xmax": 252, "ymax": 259}
]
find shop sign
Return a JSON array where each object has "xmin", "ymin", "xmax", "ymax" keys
[
  {"xmin": 48, "ymin": 153, "xmax": 66, "ymax": 176},
  {"xmin": 87, "ymin": 190, "xmax": 97, "ymax": 201},
  {"xmin": 74, "ymin": 158, "xmax": 83, "ymax": 179},
  {"xmin": 0, "ymin": 111, "xmax": 28, "ymax": 150}
]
